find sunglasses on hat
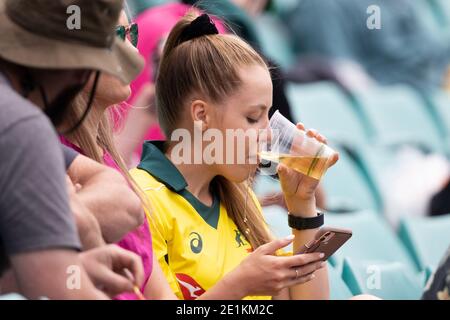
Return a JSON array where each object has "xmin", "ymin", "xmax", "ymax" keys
[{"xmin": 116, "ymin": 23, "xmax": 138, "ymax": 47}]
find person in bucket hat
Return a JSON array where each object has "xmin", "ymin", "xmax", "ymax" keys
[
  {"xmin": 0, "ymin": 0, "xmax": 143, "ymax": 83},
  {"xmin": 0, "ymin": 0, "xmax": 145, "ymax": 299},
  {"xmin": 0, "ymin": 0, "xmax": 144, "ymax": 128}
]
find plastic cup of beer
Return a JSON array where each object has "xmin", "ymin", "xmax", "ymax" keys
[{"xmin": 259, "ymin": 110, "xmax": 336, "ymax": 180}]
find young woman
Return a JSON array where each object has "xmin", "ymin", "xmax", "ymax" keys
[
  {"xmin": 131, "ymin": 12, "xmax": 339, "ymax": 300},
  {"xmin": 61, "ymin": 10, "xmax": 155, "ymax": 299}
]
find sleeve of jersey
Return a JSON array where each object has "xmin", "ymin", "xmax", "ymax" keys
[{"xmin": 145, "ymin": 193, "xmax": 184, "ymax": 299}]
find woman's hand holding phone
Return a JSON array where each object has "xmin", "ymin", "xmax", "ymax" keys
[{"xmin": 226, "ymin": 235, "xmax": 326, "ymax": 297}]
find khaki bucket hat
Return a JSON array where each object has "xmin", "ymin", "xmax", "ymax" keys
[{"xmin": 0, "ymin": 0, "xmax": 144, "ymax": 84}]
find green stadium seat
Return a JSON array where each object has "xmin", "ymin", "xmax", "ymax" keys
[
  {"xmin": 252, "ymin": 174, "xmax": 281, "ymax": 198},
  {"xmin": 434, "ymin": 0, "xmax": 450, "ymax": 27},
  {"xmin": 398, "ymin": 215, "xmax": 450, "ymax": 271},
  {"xmin": 253, "ymin": 14, "xmax": 296, "ymax": 69},
  {"xmin": 262, "ymin": 205, "xmax": 289, "ymax": 240},
  {"xmin": 329, "ymin": 263, "xmax": 353, "ymax": 300},
  {"xmin": 127, "ymin": 0, "xmax": 174, "ymax": 16},
  {"xmin": 341, "ymin": 258, "xmax": 424, "ymax": 300},
  {"xmin": 325, "ymin": 210, "xmax": 417, "ymax": 272},
  {"xmin": 346, "ymin": 144, "xmax": 398, "ymax": 211},
  {"xmin": 351, "ymin": 85, "xmax": 443, "ymax": 153},
  {"xmin": 322, "ymin": 146, "xmax": 380, "ymax": 212},
  {"xmin": 423, "ymin": 90, "xmax": 450, "ymax": 155},
  {"xmin": 286, "ymin": 82, "xmax": 371, "ymax": 148},
  {"xmin": 414, "ymin": 0, "xmax": 448, "ymax": 34},
  {"xmin": 0, "ymin": 293, "xmax": 26, "ymax": 300},
  {"xmin": 271, "ymin": 0, "xmax": 299, "ymax": 16}
]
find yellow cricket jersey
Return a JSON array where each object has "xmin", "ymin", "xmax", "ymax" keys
[{"xmin": 131, "ymin": 141, "xmax": 272, "ymax": 300}]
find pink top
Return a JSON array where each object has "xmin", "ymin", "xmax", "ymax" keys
[
  {"xmin": 127, "ymin": 2, "xmax": 227, "ymax": 156},
  {"xmin": 60, "ymin": 136, "xmax": 153, "ymax": 300}
]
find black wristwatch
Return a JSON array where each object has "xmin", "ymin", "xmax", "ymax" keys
[{"xmin": 288, "ymin": 211, "xmax": 324, "ymax": 230}]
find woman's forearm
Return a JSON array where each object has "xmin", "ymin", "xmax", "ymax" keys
[
  {"xmin": 196, "ymin": 268, "xmax": 248, "ymax": 300},
  {"xmin": 285, "ymin": 197, "xmax": 330, "ymax": 300},
  {"xmin": 289, "ymin": 228, "xmax": 329, "ymax": 300}
]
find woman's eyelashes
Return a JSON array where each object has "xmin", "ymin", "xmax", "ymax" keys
[
  {"xmin": 246, "ymin": 117, "xmax": 259, "ymax": 124},
  {"xmin": 246, "ymin": 113, "xmax": 263, "ymax": 124}
]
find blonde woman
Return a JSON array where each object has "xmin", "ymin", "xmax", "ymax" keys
[
  {"xmin": 131, "ymin": 12, "xmax": 339, "ymax": 300},
  {"xmin": 61, "ymin": 10, "xmax": 153, "ymax": 299}
]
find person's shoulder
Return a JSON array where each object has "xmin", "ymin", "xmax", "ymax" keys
[
  {"xmin": 0, "ymin": 83, "xmax": 48, "ymax": 134},
  {"xmin": 130, "ymin": 167, "xmax": 165, "ymax": 191}
]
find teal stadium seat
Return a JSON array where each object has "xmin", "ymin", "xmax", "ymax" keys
[
  {"xmin": 262, "ymin": 205, "xmax": 289, "ymax": 240},
  {"xmin": 434, "ymin": 0, "xmax": 450, "ymax": 27},
  {"xmin": 345, "ymin": 144, "xmax": 399, "ymax": 212},
  {"xmin": 321, "ymin": 146, "xmax": 380, "ymax": 212},
  {"xmin": 424, "ymin": 90, "xmax": 450, "ymax": 155},
  {"xmin": 413, "ymin": 0, "xmax": 449, "ymax": 36},
  {"xmin": 252, "ymin": 174, "xmax": 281, "ymax": 198},
  {"xmin": 0, "ymin": 293, "xmax": 26, "ymax": 300},
  {"xmin": 398, "ymin": 215, "xmax": 450, "ymax": 271},
  {"xmin": 127, "ymin": 0, "xmax": 174, "ymax": 16},
  {"xmin": 271, "ymin": 0, "xmax": 299, "ymax": 16},
  {"xmin": 325, "ymin": 210, "xmax": 417, "ymax": 272},
  {"xmin": 329, "ymin": 263, "xmax": 353, "ymax": 300},
  {"xmin": 341, "ymin": 258, "xmax": 424, "ymax": 300},
  {"xmin": 351, "ymin": 85, "xmax": 443, "ymax": 153},
  {"xmin": 286, "ymin": 82, "xmax": 370, "ymax": 148},
  {"xmin": 253, "ymin": 14, "xmax": 296, "ymax": 69}
]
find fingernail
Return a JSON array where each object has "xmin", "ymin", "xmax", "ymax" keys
[
  {"xmin": 319, "ymin": 253, "xmax": 325, "ymax": 258},
  {"xmin": 320, "ymin": 262, "xmax": 327, "ymax": 268},
  {"xmin": 285, "ymin": 235, "xmax": 295, "ymax": 241},
  {"xmin": 311, "ymin": 274, "xmax": 316, "ymax": 279}
]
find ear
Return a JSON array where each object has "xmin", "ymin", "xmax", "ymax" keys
[{"xmin": 190, "ymin": 99, "xmax": 211, "ymax": 132}]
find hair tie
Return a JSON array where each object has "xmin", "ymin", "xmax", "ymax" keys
[{"xmin": 178, "ymin": 14, "xmax": 219, "ymax": 45}]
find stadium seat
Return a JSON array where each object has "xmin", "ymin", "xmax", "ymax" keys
[
  {"xmin": 414, "ymin": 0, "xmax": 448, "ymax": 33},
  {"xmin": 321, "ymin": 146, "xmax": 380, "ymax": 212},
  {"xmin": 434, "ymin": 0, "xmax": 450, "ymax": 27},
  {"xmin": 286, "ymin": 82, "xmax": 371, "ymax": 148},
  {"xmin": 271, "ymin": 0, "xmax": 299, "ymax": 16},
  {"xmin": 252, "ymin": 174, "xmax": 281, "ymax": 198},
  {"xmin": 127, "ymin": 0, "xmax": 174, "ymax": 16},
  {"xmin": 398, "ymin": 214, "xmax": 450, "ymax": 271},
  {"xmin": 423, "ymin": 90, "xmax": 450, "ymax": 155},
  {"xmin": 351, "ymin": 85, "xmax": 444, "ymax": 153},
  {"xmin": 329, "ymin": 263, "xmax": 353, "ymax": 300},
  {"xmin": 262, "ymin": 205, "xmax": 290, "ymax": 241},
  {"xmin": 0, "ymin": 293, "xmax": 26, "ymax": 300},
  {"xmin": 253, "ymin": 14, "xmax": 296, "ymax": 69},
  {"xmin": 346, "ymin": 144, "xmax": 399, "ymax": 212},
  {"xmin": 341, "ymin": 258, "xmax": 424, "ymax": 300},
  {"xmin": 325, "ymin": 210, "xmax": 417, "ymax": 272}
]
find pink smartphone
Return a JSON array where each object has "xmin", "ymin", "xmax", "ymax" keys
[{"xmin": 296, "ymin": 227, "xmax": 352, "ymax": 261}]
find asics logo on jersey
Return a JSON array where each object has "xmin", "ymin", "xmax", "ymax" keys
[{"xmin": 189, "ymin": 232, "xmax": 203, "ymax": 254}]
